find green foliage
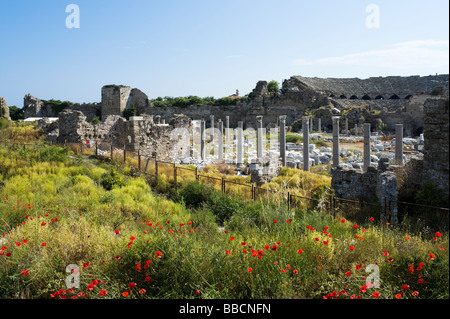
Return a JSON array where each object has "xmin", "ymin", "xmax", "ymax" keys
[
  {"xmin": 122, "ymin": 107, "xmax": 136, "ymax": 120},
  {"xmin": 100, "ymin": 168, "xmax": 125, "ymax": 191},
  {"xmin": 415, "ymin": 182, "xmax": 449, "ymax": 208},
  {"xmin": 42, "ymin": 99, "xmax": 72, "ymax": 115},
  {"xmin": 267, "ymin": 80, "xmax": 279, "ymax": 94},
  {"xmin": 8, "ymin": 106, "xmax": 24, "ymax": 121},
  {"xmin": 286, "ymin": 134, "xmax": 303, "ymax": 144},
  {"xmin": 177, "ymin": 182, "xmax": 212, "ymax": 209}
]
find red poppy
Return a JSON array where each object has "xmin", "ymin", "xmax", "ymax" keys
[
  {"xmin": 349, "ymin": 246, "xmax": 355, "ymax": 251},
  {"xmin": 122, "ymin": 291, "xmax": 129, "ymax": 297},
  {"xmin": 372, "ymin": 291, "xmax": 380, "ymax": 299},
  {"xmin": 21, "ymin": 269, "xmax": 29, "ymax": 276},
  {"xmin": 155, "ymin": 251, "xmax": 162, "ymax": 258},
  {"xmin": 383, "ymin": 251, "xmax": 389, "ymax": 256},
  {"xmin": 435, "ymin": 232, "xmax": 442, "ymax": 238},
  {"xmin": 293, "ymin": 269, "xmax": 298, "ymax": 275},
  {"xmin": 99, "ymin": 290, "xmax": 107, "ymax": 296},
  {"xmin": 355, "ymin": 265, "xmax": 362, "ymax": 270},
  {"xmin": 428, "ymin": 253, "xmax": 435, "ymax": 260},
  {"xmin": 401, "ymin": 284, "xmax": 410, "ymax": 290},
  {"xmin": 41, "ymin": 243, "xmax": 47, "ymax": 246},
  {"xmin": 145, "ymin": 277, "xmax": 151, "ymax": 282},
  {"xmin": 418, "ymin": 279, "xmax": 424, "ymax": 284},
  {"xmin": 83, "ymin": 263, "xmax": 89, "ymax": 268},
  {"xmin": 297, "ymin": 248, "xmax": 303, "ymax": 254},
  {"xmin": 341, "ymin": 219, "xmax": 346, "ymax": 223},
  {"xmin": 114, "ymin": 230, "xmax": 120, "ymax": 235},
  {"xmin": 345, "ymin": 271, "xmax": 351, "ymax": 277},
  {"xmin": 273, "ymin": 220, "xmax": 278, "ymax": 223},
  {"xmin": 247, "ymin": 268, "xmax": 253, "ymax": 273},
  {"xmin": 129, "ymin": 282, "xmax": 137, "ymax": 289},
  {"xmin": 369, "ymin": 217, "xmax": 374, "ymax": 221},
  {"xmin": 353, "ymin": 225, "xmax": 359, "ymax": 229},
  {"xmin": 229, "ymin": 236, "xmax": 234, "ymax": 241}
]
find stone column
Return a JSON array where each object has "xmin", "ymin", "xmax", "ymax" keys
[
  {"xmin": 355, "ymin": 124, "xmax": 358, "ymax": 136},
  {"xmin": 395, "ymin": 124, "xmax": 403, "ymax": 165},
  {"xmin": 280, "ymin": 115, "xmax": 287, "ymax": 167},
  {"xmin": 332, "ymin": 117, "xmax": 340, "ymax": 168},
  {"xmin": 161, "ymin": 119, "xmax": 165, "ymax": 125},
  {"xmin": 200, "ymin": 120, "xmax": 206, "ymax": 161},
  {"xmin": 256, "ymin": 116, "xmax": 264, "ymax": 160},
  {"xmin": 237, "ymin": 121, "xmax": 244, "ymax": 166},
  {"xmin": 155, "ymin": 115, "xmax": 161, "ymax": 125},
  {"xmin": 317, "ymin": 118, "xmax": 321, "ymax": 133},
  {"xmin": 218, "ymin": 119, "xmax": 224, "ymax": 161},
  {"xmin": 363, "ymin": 123, "xmax": 371, "ymax": 172},
  {"xmin": 225, "ymin": 116, "xmax": 230, "ymax": 142},
  {"xmin": 303, "ymin": 117, "xmax": 310, "ymax": 171},
  {"xmin": 210, "ymin": 115, "xmax": 215, "ymax": 142}
]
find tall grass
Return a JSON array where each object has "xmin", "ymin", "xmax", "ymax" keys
[{"xmin": 0, "ymin": 127, "xmax": 448, "ymax": 300}]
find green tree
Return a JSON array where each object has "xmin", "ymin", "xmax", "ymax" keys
[
  {"xmin": 267, "ymin": 80, "xmax": 279, "ymax": 94},
  {"xmin": 9, "ymin": 106, "xmax": 24, "ymax": 121}
]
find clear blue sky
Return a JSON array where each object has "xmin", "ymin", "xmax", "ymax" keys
[{"xmin": 0, "ymin": 0, "xmax": 448, "ymax": 107}]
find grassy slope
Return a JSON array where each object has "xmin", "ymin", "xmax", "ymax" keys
[{"xmin": 0, "ymin": 128, "xmax": 448, "ymax": 300}]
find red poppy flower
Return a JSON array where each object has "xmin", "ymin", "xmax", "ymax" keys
[
  {"xmin": 247, "ymin": 268, "xmax": 253, "ymax": 273},
  {"xmin": 401, "ymin": 284, "xmax": 410, "ymax": 290},
  {"xmin": 372, "ymin": 291, "xmax": 380, "ymax": 299},
  {"xmin": 369, "ymin": 217, "xmax": 374, "ymax": 221},
  {"xmin": 83, "ymin": 263, "xmax": 89, "ymax": 268},
  {"xmin": 349, "ymin": 246, "xmax": 355, "ymax": 251},
  {"xmin": 383, "ymin": 251, "xmax": 389, "ymax": 256},
  {"xmin": 341, "ymin": 219, "xmax": 346, "ymax": 223},
  {"xmin": 293, "ymin": 269, "xmax": 298, "ymax": 275},
  {"xmin": 155, "ymin": 251, "xmax": 162, "ymax": 258},
  {"xmin": 428, "ymin": 253, "xmax": 435, "ymax": 260},
  {"xmin": 145, "ymin": 277, "xmax": 151, "ymax": 282},
  {"xmin": 122, "ymin": 291, "xmax": 129, "ymax": 297},
  {"xmin": 114, "ymin": 230, "xmax": 120, "ymax": 235},
  {"xmin": 355, "ymin": 265, "xmax": 362, "ymax": 270},
  {"xmin": 297, "ymin": 249, "xmax": 303, "ymax": 254},
  {"xmin": 395, "ymin": 293, "xmax": 402, "ymax": 299},
  {"xmin": 353, "ymin": 225, "xmax": 359, "ymax": 229},
  {"xmin": 418, "ymin": 279, "xmax": 424, "ymax": 284},
  {"xmin": 41, "ymin": 243, "xmax": 47, "ymax": 246},
  {"xmin": 129, "ymin": 282, "xmax": 137, "ymax": 289},
  {"xmin": 273, "ymin": 220, "xmax": 278, "ymax": 223},
  {"xmin": 229, "ymin": 236, "xmax": 234, "ymax": 241},
  {"xmin": 21, "ymin": 269, "xmax": 29, "ymax": 276},
  {"xmin": 345, "ymin": 271, "xmax": 351, "ymax": 277},
  {"xmin": 435, "ymin": 232, "xmax": 442, "ymax": 238},
  {"xmin": 99, "ymin": 290, "xmax": 107, "ymax": 296}
]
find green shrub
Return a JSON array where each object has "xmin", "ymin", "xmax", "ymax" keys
[
  {"xmin": 178, "ymin": 182, "xmax": 212, "ymax": 208},
  {"xmin": 100, "ymin": 168, "xmax": 125, "ymax": 191},
  {"xmin": 207, "ymin": 191, "xmax": 244, "ymax": 224}
]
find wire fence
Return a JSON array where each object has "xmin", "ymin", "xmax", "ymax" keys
[{"xmin": 1, "ymin": 139, "xmax": 448, "ymax": 233}]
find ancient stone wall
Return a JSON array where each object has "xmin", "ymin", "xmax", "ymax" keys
[
  {"xmin": 57, "ymin": 109, "xmax": 192, "ymax": 161},
  {"xmin": 422, "ymin": 98, "xmax": 449, "ymax": 195},
  {"xmin": 0, "ymin": 97, "xmax": 11, "ymax": 120}
]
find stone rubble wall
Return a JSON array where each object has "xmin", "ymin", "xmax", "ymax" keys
[
  {"xmin": 423, "ymin": 98, "xmax": 449, "ymax": 195},
  {"xmin": 0, "ymin": 97, "xmax": 11, "ymax": 120}
]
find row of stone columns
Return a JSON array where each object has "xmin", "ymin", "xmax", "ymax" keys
[{"xmin": 198, "ymin": 115, "xmax": 404, "ymax": 170}]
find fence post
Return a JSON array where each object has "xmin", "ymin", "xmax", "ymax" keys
[
  {"xmin": 144, "ymin": 157, "xmax": 150, "ymax": 174},
  {"xmin": 174, "ymin": 163, "xmax": 177, "ymax": 186},
  {"xmin": 110, "ymin": 143, "xmax": 113, "ymax": 160},
  {"xmin": 155, "ymin": 157, "xmax": 158, "ymax": 177},
  {"xmin": 251, "ymin": 184, "xmax": 255, "ymax": 201},
  {"xmin": 138, "ymin": 151, "xmax": 141, "ymax": 171},
  {"xmin": 287, "ymin": 192, "xmax": 291, "ymax": 211},
  {"xmin": 95, "ymin": 141, "xmax": 98, "ymax": 157},
  {"xmin": 123, "ymin": 145, "xmax": 126, "ymax": 163},
  {"xmin": 195, "ymin": 167, "xmax": 199, "ymax": 182}
]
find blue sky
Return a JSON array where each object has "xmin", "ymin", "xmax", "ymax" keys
[{"xmin": 0, "ymin": 0, "xmax": 448, "ymax": 107}]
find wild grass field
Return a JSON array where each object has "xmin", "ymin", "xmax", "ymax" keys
[{"xmin": 0, "ymin": 124, "xmax": 448, "ymax": 300}]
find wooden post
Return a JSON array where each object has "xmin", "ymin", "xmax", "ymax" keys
[
  {"xmin": 110, "ymin": 143, "xmax": 113, "ymax": 160},
  {"xmin": 195, "ymin": 167, "xmax": 198, "ymax": 182},
  {"xmin": 95, "ymin": 141, "xmax": 98, "ymax": 157},
  {"xmin": 251, "ymin": 184, "xmax": 255, "ymax": 201},
  {"xmin": 221, "ymin": 178, "xmax": 225, "ymax": 194},
  {"xmin": 155, "ymin": 157, "xmax": 158, "ymax": 177},
  {"xmin": 123, "ymin": 145, "xmax": 126, "ymax": 163},
  {"xmin": 138, "ymin": 151, "xmax": 141, "ymax": 171},
  {"xmin": 287, "ymin": 192, "xmax": 291, "ymax": 211},
  {"xmin": 173, "ymin": 163, "xmax": 177, "ymax": 186},
  {"xmin": 144, "ymin": 158, "xmax": 150, "ymax": 173}
]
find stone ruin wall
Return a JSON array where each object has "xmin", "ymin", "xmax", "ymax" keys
[
  {"xmin": 57, "ymin": 109, "xmax": 193, "ymax": 161},
  {"xmin": 422, "ymin": 98, "xmax": 449, "ymax": 195},
  {"xmin": 0, "ymin": 97, "xmax": 11, "ymax": 120}
]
